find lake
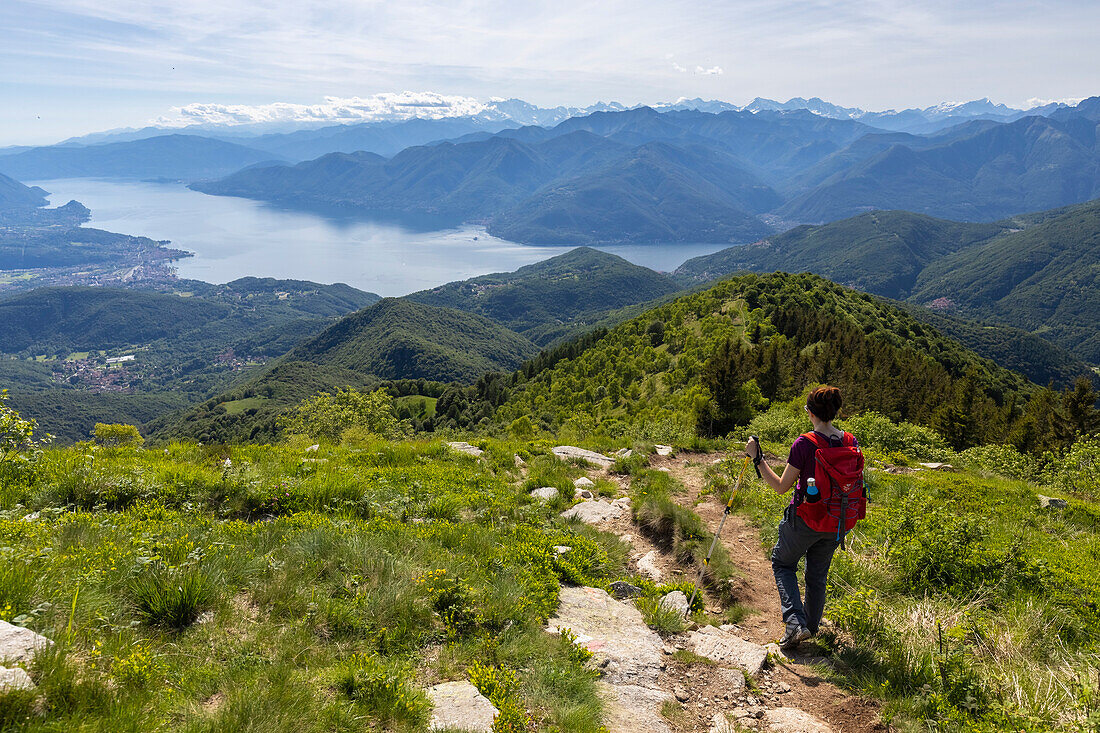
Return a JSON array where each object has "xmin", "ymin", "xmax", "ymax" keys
[{"xmin": 34, "ymin": 178, "xmax": 732, "ymax": 297}]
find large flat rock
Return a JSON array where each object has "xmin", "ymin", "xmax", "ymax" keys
[
  {"xmin": 427, "ymin": 680, "xmax": 498, "ymax": 732},
  {"xmin": 0, "ymin": 621, "xmax": 52, "ymax": 664},
  {"xmin": 552, "ymin": 446, "xmax": 614, "ymax": 468},
  {"xmin": 447, "ymin": 441, "xmax": 484, "ymax": 458},
  {"xmin": 547, "ymin": 586, "xmax": 664, "ymax": 687},
  {"xmin": 600, "ymin": 682, "xmax": 672, "ymax": 733},
  {"xmin": 561, "ymin": 499, "xmax": 625, "ymax": 525},
  {"xmin": 764, "ymin": 707, "xmax": 833, "ymax": 732},
  {"xmin": 686, "ymin": 625, "xmax": 768, "ymax": 675}
]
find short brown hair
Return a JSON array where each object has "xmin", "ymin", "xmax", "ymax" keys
[{"xmin": 807, "ymin": 385, "xmax": 843, "ymax": 422}]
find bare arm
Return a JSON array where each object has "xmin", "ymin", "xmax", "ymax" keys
[{"xmin": 745, "ymin": 437, "xmax": 800, "ymax": 494}]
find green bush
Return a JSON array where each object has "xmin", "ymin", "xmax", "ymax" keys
[
  {"xmin": 1046, "ymin": 436, "xmax": 1100, "ymax": 498},
  {"xmin": 840, "ymin": 411, "xmax": 950, "ymax": 462},
  {"xmin": 743, "ymin": 401, "xmax": 807, "ymax": 444},
  {"xmin": 958, "ymin": 444, "xmax": 1040, "ymax": 482}
]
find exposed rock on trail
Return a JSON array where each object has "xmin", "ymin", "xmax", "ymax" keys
[
  {"xmin": 426, "ymin": 680, "xmax": 498, "ymax": 732},
  {"xmin": 687, "ymin": 625, "xmax": 768, "ymax": 675},
  {"xmin": 547, "ymin": 586, "xmax": 672, "ymax": 733},
  {"xmin": 552, "ymin": 445, "xmax": 615, "ymax": 468},
  {"xmin": 447, "ymin": 441, "xmax": 484, "ymax": 457}
]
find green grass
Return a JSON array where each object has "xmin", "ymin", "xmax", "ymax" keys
[
  {"xmin": 219, "ymin": 396, "xmax": 270, "ymax": 415},
  {"xmin": 0, "ymin": 439, "xmax": 619, "ymax": 731},
  {"xmin": 715, "ymin": 435, "xmax": 1100, "ymax": 731}
]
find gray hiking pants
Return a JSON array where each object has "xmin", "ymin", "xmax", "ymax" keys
[{"xmin": 771, "ymin": 505, "xmax": 839, "ymax": 633}]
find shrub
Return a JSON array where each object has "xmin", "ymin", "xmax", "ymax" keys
[
  {"xmin": 743, "ymin": 404, "xmax": 806, "ymax": 444},
  {"xmin": 129, "ymin": 566, "xmax": 217, "ymax": 629},
  {"xmin": 92, "ymin": 423, "xmax": 144, "ymax": 447},
  {"xmin": 1046, "ymin": 436, "xmax": 1100, "ymax": 499},
  {"xmin": 0, "ymin": 390, "xmax": 51, "ymax": 482},
  {"xmin": 278, "ymin": 387, "xmax": 403, "ymax": 442},
  {"xmin": 468, "ymin": 662, "xmax": 532, "ymax": 733},
  {"xmin": 112, "ymin": 644, "xmax": 161, "ymax": 689},
  {"xmin": 840, "ymin": 411, "xmax": 950, "ymax": 462},
  {"xmin": 958, "ymin": 444, "xmax": 1039, "ymax": 482}
]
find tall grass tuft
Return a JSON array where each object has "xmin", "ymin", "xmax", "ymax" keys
[{"xmin": 129, "ymin": 567, "xmax": 217, "ymax": 630}]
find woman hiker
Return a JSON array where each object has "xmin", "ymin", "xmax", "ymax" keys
[{"xmin": 745, "ymin": 385, "xmax": 863, "ymax": 649}]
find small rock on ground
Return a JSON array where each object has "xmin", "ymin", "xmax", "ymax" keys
[
  {"xmin": 574, "ymin": 476, "xmax": 595, "ymax": 489},
  {"xmin": 764, "ymin": 707, "xmax": 833, "ymax": 733},
  {"xmin": 426, "ymin": 680, "xmax": 498, "ymax": 732},
  {"xmin": 917, "ymin": 462, "xmax": 953, "ymax": 471},
  {"xmin": 530, "ymin": 486, "xmax": 560, "ymax": 501},
  {"xmin": 447, "ymin": 441, "xmax": 484, "ymax": 457},
  {"xmin": 636, "ymin": 550, "xmax": 663, "ymax": 581},
  {"xmin": 709, "ymin": 712, "xmax": 737, "ymax": 733},
  {"xmin": 552, "ymin": 445, "xmax": 614, "ymax": 468},
  {"xmin": 610, "ymin": 580, "xmax": 643, "ymax": 599},
  {"xmin": 561, "ymin": 500, "xmax": 624, "ymax": 525},
  {"xmin": 658, "ymin": 590, "xmax": 690, "ymax": 617},
  {"xmin": 574, "ymin": 488, "xmax": 594, "ymax": 499},
  {"xmin": 0, "ymin": 621, "xmax": 53, "ymax": 664},
  {"xmin": 687, "ymin": 625, "xmax": 768, "ymax": 675},
  {"xmin": 654, "ymin": 445, "xmax": 673, "ymax": 456},
  {"xmin": 1038, "ymin": 495, "xmax": 1068, "ymax": 509},
  {"xmin": 0, "ymin": 667, "xmax": 34, "ymax": 692}
]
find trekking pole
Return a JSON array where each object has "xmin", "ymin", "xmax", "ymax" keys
[{"xmin": 687, "ymin": 454, "xmax": 752, "ymax": 611}]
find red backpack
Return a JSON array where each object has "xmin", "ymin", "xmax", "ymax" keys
[{"xmin": 795, "ymin": 431, "xmax": 866, "ymax": 548}]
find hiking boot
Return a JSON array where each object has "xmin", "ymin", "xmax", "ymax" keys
[{"xmin": 779, "ymin": 623, "xmax": 811, "ymax": 649}]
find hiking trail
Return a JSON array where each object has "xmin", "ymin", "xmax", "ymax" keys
[{"xmin": 552, "ymin": 448, "xmax": 883, "ymax": 733}]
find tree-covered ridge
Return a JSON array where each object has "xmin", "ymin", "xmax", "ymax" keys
[
  {"xmin": 287, "ymin": 298, "xmax": 539, "ymax": 385},
  {"xmin": 407, "ymin": 247, "xmax": 681, "ymax": 345},
  {"xmin": 498, "ymin": 272, "xmax": 1038, "ymax": 450},
  {"xmin": 674, "ymin": 211, "xmax": 1004, "ymax": 299},
  {"xmin": 910, "ymin": 198, "xmax": 1100, "ymax": 362},
  {"xmin": 673, "ymin": 199, "xmax": 1100, "ymax": 364},
  {"xmin": 899, "ymin": 305, "xmax": 1100, "ymax": 391}
]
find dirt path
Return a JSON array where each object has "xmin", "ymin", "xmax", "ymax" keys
[{"xmin": 644, "ymin": 452, "xmax": 884, "ymax": 733}]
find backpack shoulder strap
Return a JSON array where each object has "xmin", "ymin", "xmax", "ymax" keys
[
  {"xmin": 841, "ymin": 432, "xmax": 856, "ymax": 447},
  {"xmin": 801, "ymin": 431, "xmax": 828, "ymax": 450}
]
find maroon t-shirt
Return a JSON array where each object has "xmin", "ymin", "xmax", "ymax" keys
[{"xmin": 786, "ymin": 432, "xmax": 858, "ymax": 504}]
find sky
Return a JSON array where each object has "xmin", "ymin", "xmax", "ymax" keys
[{"xmin": 1, "ymin": 0, "xmax": 1097, "ymax": 145}]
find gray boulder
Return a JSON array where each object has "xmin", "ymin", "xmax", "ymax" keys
[
  {"xmin": 561, "ymin": 500, "xmax": 624, "ymax": 525},
  {"xmin": 1038, "ymin": 495, "xmax": 1068, "ymax": 509},
  {"xmin": 0, "ymin": 667, "xmax": 34, "ymax": 692},
  {"xmin": 658, "ymin": 591, "xmax": 690, "ymax": 618},
  {"xmin": 427, "ymin": 680, "xmax": 498, "ymax": 732},
  {"xmin": 687, "ymin": 625, "xmax": 768, "ymax": 675},
  {"xmin": 0, "ymin": 621, "xmax": 52, "ymax": 664},
  {"xmin": 530, "ymin": 486, "xmax": 560, "ymax": 501},
  {"xmin": 447, "ymin": 441, "xmax": 484, "ymax": 458},
  {"xmin": 764, "ymin": 707, "xmax": 833, "ymax": 732},
  {"xmin": 552, "ymin": 446, "xmax": 614, "ymax": 468},
  {"xmin": 610, "ymin": 580, "xmax": 643, "ymax": 599}
]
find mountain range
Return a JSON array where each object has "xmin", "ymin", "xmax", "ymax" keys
[{"xmin": 189, "ymin": 97, "xmax": 1100, "ymax": 243}]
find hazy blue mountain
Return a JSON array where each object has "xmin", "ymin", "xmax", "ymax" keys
[
  {"xmin": 195, "ymin": 125, "xmax": 780, "ymax": 244},
  {"xmin": 489, "ymin": 141, "xmax": 779, "ymax": 244},
  {"xmin": 0, "ymin": 135, "xmax": 283, "ymax": 180},
  {"xmin": 778, "ymin": 110, "xmax": 1100, "ymax": 222},
  {"xmin": 0, "ymin": 171, "xmax": 48, "ymax": 209}
]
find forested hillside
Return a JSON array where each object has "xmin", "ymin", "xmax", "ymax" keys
[
  {"xmin": 675, "ymin": 199, "xmax": 1100, "ymax": 364},
  {"xmin": 407, "ymin": 247, "xmax": 680, "ymax": 344},
  {"xmin": 674, "ymin": 211, "xmax": 1004, "ymax": 298},
  {"xmin": 498, "ymin": 272, "xmax": 1052, "ymax": 451},
  {"xmin": 910, "ymin": 198, "xmax": 1100, "ymax": 362}
]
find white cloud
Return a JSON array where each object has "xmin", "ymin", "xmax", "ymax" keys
[
  {"xmin": 1024, "ymin": 96, "xmax": 1084, "ymax": 108},
  {"xmin": 695, "ymin": 65, "xmax": 723, "ymax": 75},
  {"xmin": 671, "ymin": 62, "xmax": 687, "ymax": 73},
  {"xmin": 155, "ymin": 92, "xmax": 493, "ymax": 127}
]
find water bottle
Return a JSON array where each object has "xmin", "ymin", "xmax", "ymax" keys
[{"xmin": 805, "ymin": 477, "xmax": 821, "ymax": 503}]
